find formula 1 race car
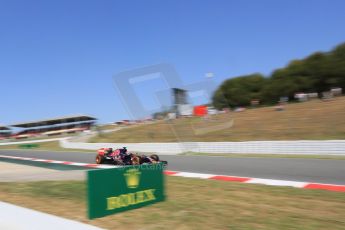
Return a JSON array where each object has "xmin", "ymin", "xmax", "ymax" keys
[{"xmin": 95, "ymin": 147, "xmax": 168, "ymax": 166}]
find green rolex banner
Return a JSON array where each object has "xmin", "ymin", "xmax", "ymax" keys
[{"xmin": 87, "ymin": 164, "xmax": 165, "ymax": 219}]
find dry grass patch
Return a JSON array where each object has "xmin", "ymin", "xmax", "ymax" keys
[
  {"xmin": 1, "ymin": 177, "xmax": 345, "ymax": 229},
  {"xmin": 90, "ymin": 97, "xmax": 345, "ymax": 143}
]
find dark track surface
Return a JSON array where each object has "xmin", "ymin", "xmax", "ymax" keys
[{"xmin": 1, "ymin": 150, "xmax": 345, "ymax": 184}]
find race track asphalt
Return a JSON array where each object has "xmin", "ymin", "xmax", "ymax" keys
[{"xmin": 1, "ymin": 150, "xmax": 345, "ymax": 185}]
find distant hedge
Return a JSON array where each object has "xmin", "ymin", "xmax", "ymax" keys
[{"xmin": 212, "ymin": 42, "xmax": 345, "ymax": 109}]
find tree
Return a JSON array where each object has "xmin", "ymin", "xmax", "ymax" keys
[
  {"xmin": 212, "ymin": 74, "xmax": 266, "ymax": 108},
  {"xmin": 212, "ymin": 41, "xmax": 345, "ymax": 107}
]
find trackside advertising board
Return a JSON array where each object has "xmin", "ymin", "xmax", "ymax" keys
[{"xmin": 87, "ymin": 164, "xmax": 165, "ymax": 219}]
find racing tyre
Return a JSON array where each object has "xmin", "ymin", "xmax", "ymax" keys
[
  {"xmin": 150, "ymin": 154, "xmax": 160, "ymax": 161},
  {"xmin": 96, "ymin": 155, "xmax": 104, "ymax": 164}
]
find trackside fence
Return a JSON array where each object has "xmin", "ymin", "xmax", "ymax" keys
[{"xmin": 60, "ymin": 139, "xmax": 345, "ymax": 155}]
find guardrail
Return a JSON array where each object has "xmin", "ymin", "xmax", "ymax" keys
[{"xmin": 59, "ymin": 139, "xmax": 345, "ymax": 155}]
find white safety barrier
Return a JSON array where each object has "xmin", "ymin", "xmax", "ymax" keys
[
  {"xmin": 60, "ymin": 139, "xmax": 345, "ymax": 155},
  {"xmin": 0, "ymin": 201, "xmax": 103, "ymax": 230}
]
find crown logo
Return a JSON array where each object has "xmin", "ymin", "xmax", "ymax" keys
[{"xmin": 124, "ymin": 168, "xmax": 141, "ymax": 189}]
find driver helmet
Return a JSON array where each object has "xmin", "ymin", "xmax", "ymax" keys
[{"xmin": 106, "ymin": 148, "xmax": 113, "ymax": 154}]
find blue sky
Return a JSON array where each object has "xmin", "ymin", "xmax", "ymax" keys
[{"xmin": 1, "ymin": 0, "xmax": 345, "ymax": 124}]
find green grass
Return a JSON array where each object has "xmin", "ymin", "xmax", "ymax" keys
[
  {"xmin": 0, "ymin": 141, "xmax": 93, "ymax": 153},
  {"xmin": 1, "ymin": 177, "xmax": 345, "ymax": 229},
  {"xmin": 0, "ymin": 181, "xmax": 86, "ymax": 201},
  {"xmin": 90, "ymin": 97, "xmax": 345, "ymax": 143},
  {"xmin": 0, "ymin": 133, "xmax": 76, "ymax": 143}
]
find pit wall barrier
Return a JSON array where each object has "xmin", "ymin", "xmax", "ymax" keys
[{"xmin": 59, "ymin": 139, "xmax": 345, "ymax": 155}]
